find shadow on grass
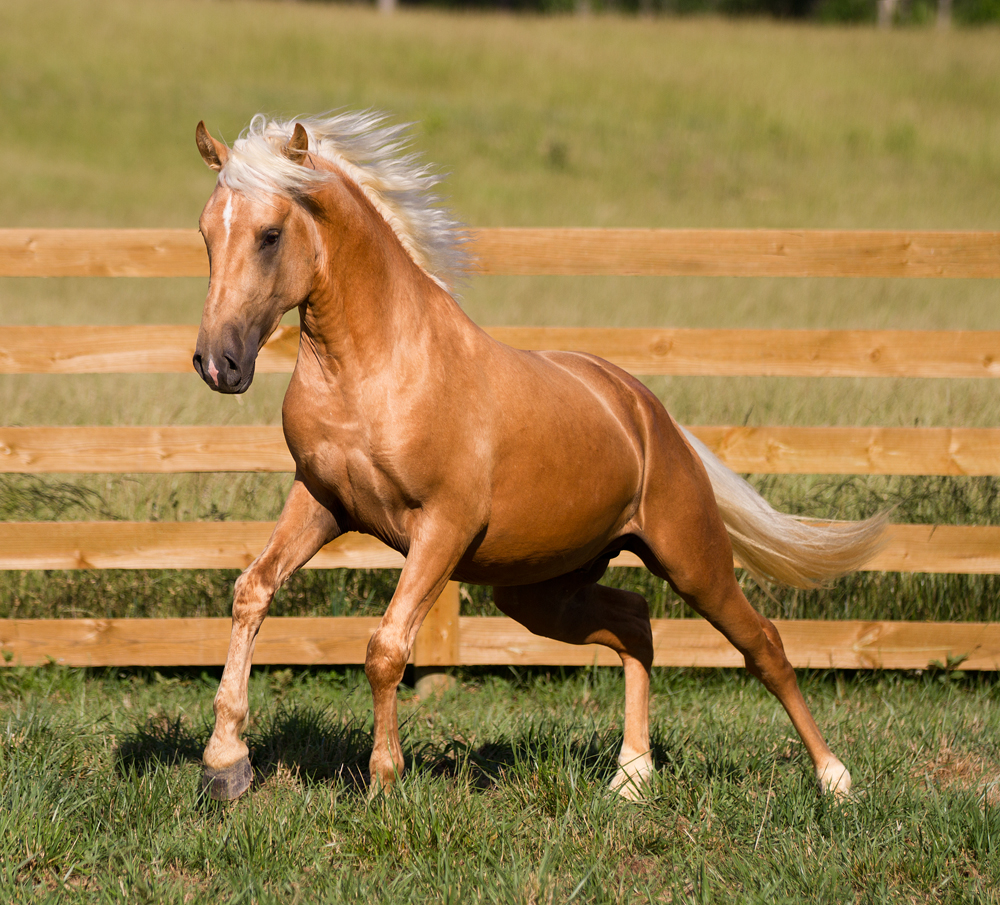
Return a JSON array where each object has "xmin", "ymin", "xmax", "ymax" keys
[
  {"xmin": 416, "ymin": 723, "xmax": 696, "ymax": 793},
  {"xmin": 247, "ymin": 703, "xmax": 372, "ymax": 792},
  {"xmin": 114, "ymin": 703, "xmax": 372, "ymax": 793},
  {"xmin": 115, "ymin": 712, "xmax": 205, "ymax": 773},
  {"xmin": 113, "ymin": 704, "xmax": 756, "ymax": 798}
]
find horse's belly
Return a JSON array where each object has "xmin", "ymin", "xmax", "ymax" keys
[
  {"xmin": 460, "ymin": 490, "xmax": 633, "ymax": 583},
  {"xmin": 458, "ymin": 433, "xmax": 640, "ymax": 584},
  {"xmin": 454, "ymin": 538, "xmax": 623, "ymax": 587}
]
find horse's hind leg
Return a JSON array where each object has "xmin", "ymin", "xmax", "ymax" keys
[
  {"xmin": 638, "ymin": 465, "xmax": 851, "ymax": 796},
  {"xmin": 700, "ymin": 584, "xmax": 851, "ymax": 795},
  {"xmin": 702, "ymin": 585, "xmax": 851, "ymax": 796},
  {"xmin": 493, "ymin": 573, "xmax": 655, "ymax": 799}
]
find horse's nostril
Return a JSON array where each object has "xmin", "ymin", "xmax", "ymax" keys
[{"xmin": 192, "ymin": 353, "xmax": 204, "ymax": 376}]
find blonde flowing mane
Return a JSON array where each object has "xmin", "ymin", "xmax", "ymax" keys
[{"xmin": 216, "ymin": 112, "xmax": 469, "ymax": 290}]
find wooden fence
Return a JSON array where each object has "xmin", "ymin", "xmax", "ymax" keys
[{"xmin": 2, "ymin": 228, "xmax": 1000, "ymax": 670}]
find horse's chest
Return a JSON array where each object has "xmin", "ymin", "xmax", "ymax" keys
[{"xmin": 281, "ymin": 394, "xmax": 424, "ymax": 524}]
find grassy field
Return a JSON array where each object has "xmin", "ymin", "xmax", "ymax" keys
[
  {"xmin": 2, "ymin": 3, "xmax": 1000, "ymax": 901},
  {"xmin": 2, "ymin": 664, "xmax": 1000, "ymax": 903}
]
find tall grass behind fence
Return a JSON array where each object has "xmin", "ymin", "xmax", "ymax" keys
[{"xmin": 1, "ymin": 228, "xmax": 1000, "ymax": 669}]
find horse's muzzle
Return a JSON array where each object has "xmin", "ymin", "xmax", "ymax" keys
[
  {"xmin": 193, "ymin": 349, "xmax": 256, "ymax": 394},
  {"xmin": 193, "ymin": 328, "xmax": 259, "ymax": 395}
]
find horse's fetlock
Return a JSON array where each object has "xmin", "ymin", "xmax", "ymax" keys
[
  {"xmin": 369, "ymin": 741, "xmax": 406, "ymax": 791},
  {"xmin": 203, "ymin": 728, "xmax": 249, "ymax": 772},
  {"xmin": 213, "ymin": 695, "xmax": 248, "ymax": 728}
]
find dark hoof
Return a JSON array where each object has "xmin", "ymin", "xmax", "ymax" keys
[{"xmin": 202, "ymin": 757, "xmax": 253, "ymax": 801}]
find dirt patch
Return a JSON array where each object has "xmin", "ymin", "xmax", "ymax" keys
[{"xmin": 911, "ymin": 735, "xmax": 1000, "ymax": 805}]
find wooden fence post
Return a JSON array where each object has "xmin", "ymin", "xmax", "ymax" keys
[{"xmin": 413, "ymin": 581, "xmax": 461, "ymax": 697}]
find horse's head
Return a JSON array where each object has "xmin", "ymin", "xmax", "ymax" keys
[{"xmin": 193, "ymin": 121, "xmax": 318, "ymax": 394}]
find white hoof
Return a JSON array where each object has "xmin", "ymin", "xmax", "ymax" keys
[
  {"xmin": 610, "ymin": 748, "xmax": 654, "ymax": 800},
  {"xmin": 817, "ymin": 758, "xmax": 852, "ymax": 799}
]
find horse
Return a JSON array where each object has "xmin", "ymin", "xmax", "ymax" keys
[{"xmin": 192, "ymin": 112, "xmax": 885, "ymax": 803}]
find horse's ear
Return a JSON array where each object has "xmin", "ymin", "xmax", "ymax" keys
[
  {"xmin": 282, "ymin": 123, "xmax": 309, "ymax": 165},
  {"xmin": 196, "ymin": 121, "xmax": 228, "ymax": 172}
]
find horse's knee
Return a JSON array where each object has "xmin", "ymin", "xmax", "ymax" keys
[
  {"xmin": 231, "ymin": 565, "xmax": 276, "ymax": 623},
  {"xmin": 364, "ymin": 628, "xmax": 408, "ymax": 691}
]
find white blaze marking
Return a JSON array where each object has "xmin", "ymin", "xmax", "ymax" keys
[
  {"xmin": 222, "ymin": 194, "xmax": 233, "ymax": 240},
  {"xmin": 207, "ymin": 357, "xmax": 220, "ymax": 387}
]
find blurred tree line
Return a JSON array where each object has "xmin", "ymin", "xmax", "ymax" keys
[{"xmin": 389, "ymin": 0, "xmax": 999, "ymax": 22}]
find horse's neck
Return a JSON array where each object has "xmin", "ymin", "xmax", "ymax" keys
[
  {"xmin": 301, "ymin": 272, "xmax": 450, "ymax": 374},
  {"xmin": 300, "ymin": 182, "xmax": 466, "ymax": 381}
]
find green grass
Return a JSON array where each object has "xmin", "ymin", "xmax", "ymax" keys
[
  {"xmin": 2, "ymin": 665, "xmax": 999, "ymax": 903},
  {"xmin": 3, "ymin": 3, "xmax": 999, "ymax": 231}
]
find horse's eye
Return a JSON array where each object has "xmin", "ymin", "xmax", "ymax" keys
[{"xmin": 261, "ymin": 229, "xmax": 281, "ymax": 249}]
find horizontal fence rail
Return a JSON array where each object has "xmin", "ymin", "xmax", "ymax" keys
[
  {"xmin": 5, "ymin": 324, "xmax": 1000, "ymax": 379},
  {"xmin": 2, "ymin": 228, "xmax": 999, "ymax": 670},
  {"xmin": 1, "ymin": 616, "xmax": 997, "ymax": 671},
  {"xmin": 2, "ymin": 228, "xmax": 999, "ymax": 278},
  {"xmin": 4, "ymin": 425, "xmax": 1000, "ymax": 476},
  {"xmin": 1, "ymin": 522, "xmax": 999, "ymax": 575}
]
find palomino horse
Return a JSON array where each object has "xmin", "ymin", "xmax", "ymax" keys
[{"xmin": 193, "ymin": 113, "xmax": 884, "ymax": 803}]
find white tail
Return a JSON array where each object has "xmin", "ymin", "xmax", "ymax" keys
[{"xmin": 681, "ymin": 427, "xmax": 888, "ymax": 589}]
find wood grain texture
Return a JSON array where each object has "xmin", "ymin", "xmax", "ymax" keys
[
  {"xmin": 860, "ymin": 524, "xmax": 1000, "ymax": 574},
  {"xmin": 0, "ymin": 426, "xmax": 294, "ymax": 473},
  {"xmin": 488, "ymin": 327, "xmax": 1000, "ymax": 378},
  {"xmin": 5, "ymin": 424, "xmax": 999, "ymax": 476},
  {"xmin": 0, "ymin": 325, "xmax": 198, "ymax": 374},
  {"xmin": 458, "ymin": 617, "xmax": 1000, "ymax": 670},
  {"xmin": 0, "ymin": 523, "xmax": 404, "ymax": 571},
  {"xmin": 0, "ymin": 616, "xmax": 381, "ymax": 667},
  {"xmin": 2, "ymin": 229, "xmax": 998, "ymax": 278},
  {"xmin": 689, "ymin": 426, "xmax": 1000, "ymax": 476},
  {"xmin": 470, "ymin": 229, "xmax": 1000, "ymax": 278},
  {"xmin": 0, "ymin": 230, "xmax": 208, "ymax": 277},
  {"xmin": 0, "ymin": 325, "xmax": 296, "ymax": 374},
  {"xmin": 610, "ymin": 524, "xmax": 1000, "ymax": 575},
  {"xmin": 0, "ymin": 521, "xmax": 996, "ymax": 574},
  {"xmin": 5, "ymin": 325, "xmax": 1000, "ymax": 379},
  {"xmin": 2, "ymin": 616, "xmax": 995, "ymax": 669}
]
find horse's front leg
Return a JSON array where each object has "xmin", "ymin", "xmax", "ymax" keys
[
  {"xmin": 364, "ymin": 531, "xmax": 466, "ymax": 792},
  {"xmin": 202, "ymin": 477, "xmax": 344, "ymax": 800}
]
